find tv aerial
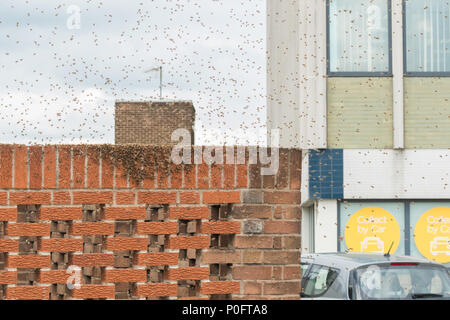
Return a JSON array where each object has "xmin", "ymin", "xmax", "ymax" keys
[{"xmin": 144, "ymin": 66, "xmax": 163, "ymax": 100}]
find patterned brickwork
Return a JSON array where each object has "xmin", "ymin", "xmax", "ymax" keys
[{"xmin": 0, "ymin": 145, "xmax": 301, "ymax": 300}]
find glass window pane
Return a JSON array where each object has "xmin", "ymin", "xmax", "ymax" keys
[
  {"xmin": 300, "ymin": 263, "xmax": 311, "ymax": 277},
  {"xmin": 329, "ymin": 0, "xmax": 390, "ymax": 73},
  {"xmin": 303, "ymin": 265, "xmax": 339, "ymax": 297},
  {"xmin": 405, "ymin": 0, "xmax": 450, "ymax": 73},
  {"xmin": 409, "ymin": 202, "xmax": 450, "ymax": 264}
]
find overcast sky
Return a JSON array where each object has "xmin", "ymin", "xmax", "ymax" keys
[{"xmin": 0, "ymin": 0, "xmax": 266, "ymax": 145}]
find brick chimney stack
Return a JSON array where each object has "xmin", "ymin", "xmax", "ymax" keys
[{"xmin": 115, "ymin": 101, "xmax": 195, "ymax": 146}]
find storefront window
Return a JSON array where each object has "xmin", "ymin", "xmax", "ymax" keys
[
  {"xmin": 410, "ymin": 202, "xmax": 450, "ymax": 264},
  {"xmin": 339, "ymin": 201, "xmax": 450, "ymax": 264},
  {"xmin": 339, "ymin": 202, "xmax": 405, "ymax": 255}
]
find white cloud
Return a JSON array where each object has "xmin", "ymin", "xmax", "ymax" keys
[{"xmin": 0, "ymin": 0, "xmax": 267, "ymax": 146}]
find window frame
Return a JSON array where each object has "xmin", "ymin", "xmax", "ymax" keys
[
  {"xmin": 403, "ymin": 0, "xmax": 450, "ymax": 77},
  {"xmin": 326, "ymin": 0, "xmax": 393, "ymax": 77}
]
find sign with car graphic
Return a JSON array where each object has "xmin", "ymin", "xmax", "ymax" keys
[
  {"xmin": 414, "ymin": 207, "xmax": 450, "ymax": 263},
  {"xmin": 345, "ymin": 207, "xmax": 401, "ymax": 254}
]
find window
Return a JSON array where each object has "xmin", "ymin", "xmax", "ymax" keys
[
  {"xmin": 300, "ymin": 262, "xmax": 311, "ymax": 279},
  {"xmin": 405, "ymin": 0, "xmax": 450, "ymax": 74},
  {"xmin": 339, "ymin": 201, "xmax": 450, "ymax": 265},
  {"xmin": 328, "ymin": 0, "xmax": 392, "ymax": 75},
  {"xmin": 338, "ymin": 201, "xmax": 406, "ymax": 255},
  {"xmin": 301, "ymin": 264, "xmax": 340, "ymax": 297}
]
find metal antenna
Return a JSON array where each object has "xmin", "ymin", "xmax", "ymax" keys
[
  {"xmin": 384, "ymin": 241, "xmax": 394, "ymax": 258},
  {"xmin": 144, "ymin": 66, "xmax": 163, "ymax": 100}
]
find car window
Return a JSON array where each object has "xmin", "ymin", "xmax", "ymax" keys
[
  {"xmin": 301, "ymin": 264, "xmax": 339, "ymax": 297},
  {"xmin": 355, "ymin": 264, "xmax": 450, "ymax": 300},
  {"xmin": 300, "ymin": 262, "xmax": 310, "ymax": 278}
]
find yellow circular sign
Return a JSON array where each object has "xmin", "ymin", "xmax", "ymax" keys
[
  {"xmin": 414, "ymin": 207, "xmax": 450, "ymax": 264},
  {"xmin": 345, "ymin": 207, "xmax": 401, "ymax": 254}
]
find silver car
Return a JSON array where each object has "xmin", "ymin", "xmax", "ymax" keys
[{"xmin": 300, "ymin": 253, "xmax": 450, "ymax": 300}]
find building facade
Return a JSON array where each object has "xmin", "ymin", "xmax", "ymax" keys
[
  {"xmin": 268, "ymin": 0, "xmax": 450, "ymax": 264},
  {"xmin": 115, "ymin": 101, "xmax": 195, "ymax": 146}
]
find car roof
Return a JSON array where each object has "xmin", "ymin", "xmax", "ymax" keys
[{"xmin": 301, "ymin": 252, "xmax": 444, "ymax": 270}]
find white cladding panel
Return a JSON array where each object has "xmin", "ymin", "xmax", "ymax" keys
[
  {"xmin": 314, "ymin": 200, "xmax": 338, "ymax": 253},
  {"xmin": 266, "ymin": 0, "xmax": 300, "ymax": 148},
  {"xmin": 267, "ymin": 0, "xmax": 327, "ymax": 148},
  {"xmin": 299, "ymin": 0, "xmax": 327, "ymax": 149},
  {"xmin": 344, "ymin": 150, "xmax": 450, "ymax": 199},
  {"xmin": 301, "ymin": 151, "xmax": 310, "ymax": 205},
  {"xmin": 392, "ymin": 0, "xmax": 405, "ymax": 149}
]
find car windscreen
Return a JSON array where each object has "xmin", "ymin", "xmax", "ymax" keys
[{"xmin": 354, "ymin": 263, "xmax": 450, "ymax": 300}]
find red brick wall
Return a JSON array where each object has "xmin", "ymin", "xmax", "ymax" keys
[
  {"xmin": 115, "ymin": 101, "xmax": 195, "ymax": 145},
  {"xmin": 0, "ymin": 145, "xmax": 301, "ymax": 300}
]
